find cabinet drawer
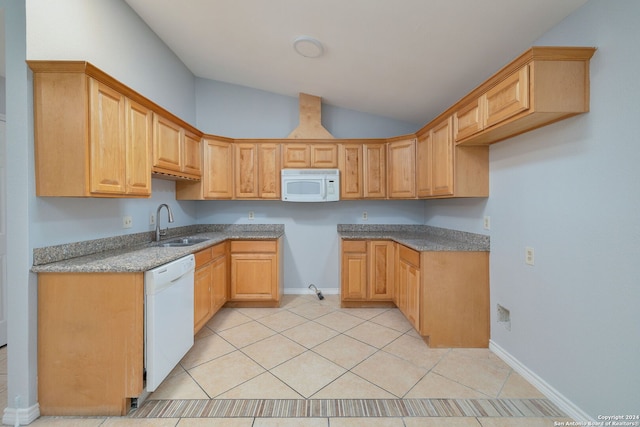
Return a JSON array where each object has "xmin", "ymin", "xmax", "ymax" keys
[
  {"xmin": 342, "ymin": 240, "xmax": 367, "ymax": 252},
  {"xmin": 194, "ymin": 247, "xmax": 213, "ymax": 267},
  {"xmin": 231, "ymin": 240, "xmax": 277, "ymax": 253},
  {"xmin": 398, "ymin": 244, "xmax": 420, "ymax": 267},
  {"xmin": 211, "ymin": 242, "xmax": 227, "ymax": 259}
]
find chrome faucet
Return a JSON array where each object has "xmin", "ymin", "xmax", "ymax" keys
[{"xmin": 155, "ymin": 204, "xmax": 175, "ymax": 241}]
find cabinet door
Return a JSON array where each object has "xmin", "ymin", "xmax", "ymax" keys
[
  {"xmin": 153, "ymin": 114, "xmax": 183, "ymax": 173},
  {"xmin": 234, "ymin": 143, "xmax": 259, "ymax": 198},
  {"xmin": 341, "ymin": 240, "xmax": 368, "ymax": 300},
  {"xmin": 483, "ymin": 66, "xmax": 530, "ymax": 128},
  {"xmin": 363, "ymin": 144, "xmax": 386, "ymax": 198},
  {"xmin": 124, "ymin": 98, "xmax": 152, "ymax": 196},
  {"xmin": 454, "ymin": 98, "xmax": 483, "ymax": 142},
  {"xmin": 340, "ymin": 144, "xmax": 363, "ymax": 199},
  {"xmin": 282, "ymin": 144, "xmax": 310, "ymax": 168},
  {"xmin": 311, "ymin": 144, "xmax": 338, "ymax": 168},
  {"xmin": 258, "ymin": 143, "xmax": 280, "ymax": 199},
  {"xmin": 211, "ymin": 253, "xmax": 228, "ymax": 312},
  {"xmin": 431, "ymin": 117, "xmax": 454, "ymax": 196},
  {"xmin": 204, "ymin": 138, "xmax": 233, "ymax": 199},
  {"xmin": 183, "ymin": 132, "xmax": 202, "ymax": 177},
  {"xmin": 230, "ymin": 254, "xmax": 277, "ymax": 300},
  {"xmin": 405, "ymin": 263, "xmax": 420, "ymax": 329},
  {"xmin": 194, "ymin": 263, "xmax": 213, "ymax": 334},
  {"xmin": 89, "ymin": 79, "xmax": 126, "ymax": 195},
  {"xmin": 416, "ymin": 132, "xmax": 432, "ymax": 197},
  {"xmin": 397, "ymin": 244, "xmax": 420, "ymax": 328},
  {"xmin": 368, "ymin": 241, "xmax": 394, "ymax": 300},
  {"xmin": 388, "ymin": 138, "xmax": 416, "ymax": 198}
]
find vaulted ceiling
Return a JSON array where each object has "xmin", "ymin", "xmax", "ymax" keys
[{"xmin": 125, "ymin": 0, "xmax": 588, "ymax": 124}]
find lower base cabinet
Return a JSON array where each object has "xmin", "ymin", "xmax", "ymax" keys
[
  {"xmin": 227, "ymin": 238, "xmax": 283, "ymax": 307},
  {"xmin": 419, "ymin": 251, "xmax": 489, "ymax": 348},
  {"xmin": 341, "ymin": 239, "xmax": 489, "ymax": 348},
  {"xmin": 37, "ymin": 272, "xmax": 144, "ymax": 416},
  {"xmin": 340, "ymin": 240, "xmax": 395, "ymax": 306},
  {"xmin": 194, "ymin": 242, "xmax": 228, "ymax": 334}
]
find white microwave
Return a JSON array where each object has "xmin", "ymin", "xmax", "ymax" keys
[{"xmin": 281, "ymin": 169, "xmax": 340, "ymax": 202}]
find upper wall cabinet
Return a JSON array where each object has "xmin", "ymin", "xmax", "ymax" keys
[
  {"xmin": 28, "ymin": 61, "xmax": 203, "ymax": 198},
  {"xmin": 152, "ymin": 113, "xmax": 202, "ymax": 180},
  {"xmin": 387, "ymin": 136, "xmax": 416, "ymax": 199},
  {"xmin": 282, "ymin": 142, "xmax": 338, "ymax": 168},
  {"xmin": 30, "ymin": 62, "xmax": 153, "ymax": 197},
  {"xmin": 339, "ymin": 141, "xmax": 387, "ymax": 200},
  {"xmin": 450, "ymin": 47, "xmax": 596, "ymax": 146},
  {"xmin": 176, "ymin": 136, "xmax": 234, "ymax": 200}
]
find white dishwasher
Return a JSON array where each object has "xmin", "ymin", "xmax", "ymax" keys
[{"xmin": 144, "ymin": 254, "xmax": 195, "ymax": 391}]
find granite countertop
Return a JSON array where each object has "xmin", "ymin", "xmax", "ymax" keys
[
  {"xmin": 32, "ymin": 224, "xmax": 284, "ymax": 273},
  {"xmin": 337, "ymin": 224, "xmax": 489, "ymax": 252}
]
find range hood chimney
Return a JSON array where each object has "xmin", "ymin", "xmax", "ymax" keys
[{"xmin": 287, "ymin": 93, "xmax": 334, "ymax": 139}]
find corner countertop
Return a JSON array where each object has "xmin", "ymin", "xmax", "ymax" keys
[
  {"xmin": 337, "ymin": 224, "xmax": 489, "ymax": 252},
  {"xmin": 32, "ymin": 224, "xmax": 284, "ymax": 274}
]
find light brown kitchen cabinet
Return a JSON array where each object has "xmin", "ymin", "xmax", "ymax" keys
[
  {"xmin": 387, "ymin": 136, "xmax": 416, "ymax": 198},
  {"xmin": 340, "ymin": 240, "xmax": 368, "ymax": 300},
  {"xmin": 339, "ymin": 143, "xmax": 387, "ymax": 200},
  {"xmin": 339, "ymin": 144, "xmax": 363, "ymax": 199},
  {"xmin": 194, "ymin": 242, "xmax": 228, "ymax": 334},
  {"xmin": 419, "ymin": 251, "xmax": 489, "ymax": 348},
  {"xmin": 37, "ymin": 272, "xmax": 144, "ymax": 415},
  {"xmin": 176, "ymin": 136, "xmax": 234, "ymax": 200},
  {"xmin": 452, "ymin": 46, "xmax": 596, "ymax": 146},
  {"xmin": 417, "ymin": 117, "xmax": 454, "ymax": 197},
  {"xmin": 234, "ymin": 143, "xmax": 280, "ymax": 199},
  {"xmin": 417, "ymin": 116, "xmax": 489, "ymax": 199},
  {"xmin": 152, "ymin": 113, "xmax": 202, "ymax": 180},
  {"xmin": 282, "ymin": 142, "xmax": 338, "ymax": 168},
  {"xmin": 183, "ymin": 131, "xmax": 203, "ymax": 177},
  {"xmin": 29, "ymin": 62, "xmax": 152, "ymax": 197},
  {"xmin": 234, "ymin": 143, "xmax": 260, "ymax": 198},
  {"xmin": 258, "ymin": 143, "xmax": 281, "ymax": 198},
  {"xmin": 229, "ymin": 239, "xmax": 282, "ymax": 307},
  {"xmin": 396, "ymin": 244, "xmax": 420, "ymax": 329},
  {"xmin": 368, "ymin": 240, "xmax": 395, "ymax": 300},
  {"xmin": 363, "ymin": 143, "xmax": 387, "ymax": 198},
  {"xmin": 341, "ymin": 240, "xmax": 395, "ymax": 305}
]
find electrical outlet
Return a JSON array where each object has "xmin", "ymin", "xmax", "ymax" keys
[
  {"xmin": 123, "ymin": 215, "xmax": 133, "ymax": 229},
  {"xmin": 362, "ymin": 211, "xmax": 368, "ymax": 221},
  {"xmin": 149, "ymin": 214, "xmax": 155, "ymax": 226},
  {"xmin": 248, "ymin": 211, "xmax": 255, "ymax": 220},
  {"xmin": 483, "ymin": 216, "xmax": 491, "ymax": 230},
  {"xmin": 525, "ymin": 247, "xmax": 535, "ymax": 265}
]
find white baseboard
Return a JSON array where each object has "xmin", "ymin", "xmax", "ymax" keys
[
  {"xmin": 489, "ymin": 340, "xmax": 593, "ymax": 422},
  {"xmin": 284, "ymin": 287, "xmax": 339, "ymax": 295},
  {"xmin": 2, "ymin": 403, "xmax": 40, "ymax": 425}
]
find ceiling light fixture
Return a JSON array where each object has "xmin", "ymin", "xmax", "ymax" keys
[{"xmin": 293, "ymin": 35, "xmax": 324, "ymax": 58}]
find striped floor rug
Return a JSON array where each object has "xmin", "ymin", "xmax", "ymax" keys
[{"xmin": 132, "ymin": 398, "xmax": 565, "ymax": 419}]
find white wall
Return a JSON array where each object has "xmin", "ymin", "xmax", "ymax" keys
[
  {"xmin": 195, "ymin": 78, "xmax": 419, "ymax": 139},
  {"xmin": 1, "ymin": 0, "xmax": 36, "ymax": 422},
  {"xmin": 26, "ymin": 0, "xmax": 196, "ymax": 122},
  {"xmin": 424, "ymin": 0, "xmax": 640, "ymax": 418}
]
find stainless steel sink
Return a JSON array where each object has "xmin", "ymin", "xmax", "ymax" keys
[{"xmin": 156, "ymin": 237, "xmax": 210, "ymax": 247}]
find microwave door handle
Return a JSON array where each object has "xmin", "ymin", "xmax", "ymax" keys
[{"xmin": 321, "ymin": 179, "xmax": 327, "ymax": 200}]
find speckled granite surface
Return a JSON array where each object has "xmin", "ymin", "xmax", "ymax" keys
[
  {"xmin": 337, "ymin": 224, "xmax": 489, "ymax": 252},
  {"xmin": 32, "ymin": 224, "xmax": 284, "ymax": 273}
]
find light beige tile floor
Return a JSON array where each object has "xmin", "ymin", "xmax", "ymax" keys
[{"xmin": 3, "ymin": 295, "xmax": 574, "ymax": 425}]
